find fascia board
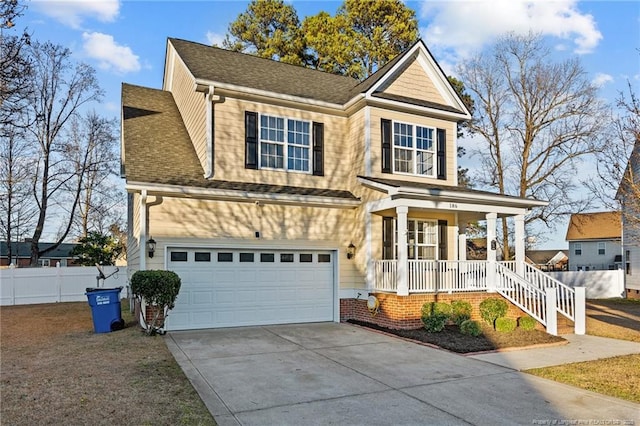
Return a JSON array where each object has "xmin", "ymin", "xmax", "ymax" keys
[
  {"xmin": 395, "ymin": 186, "xmax": 548, "ymax": 208},
  {"xmin": 364, "ymin": 96, "xmax": 470, "ymax": 121},
  {"xmin": 125, "ymin": 182, "xmax": 360, "ymax": 209}
]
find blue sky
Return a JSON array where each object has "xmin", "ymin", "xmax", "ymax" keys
[{"xmin": 12, "ymin": 0, "xmax": 640, "ymax": 248}]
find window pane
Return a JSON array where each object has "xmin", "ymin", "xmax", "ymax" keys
[
  {"xmin": 170, "ymin": 252, "xmax": 188, "ymax": 262},
  {"xmin": 195, "ymin": 252, "xmax": 211, "ymax": 262},
  {"xmin": 318, "ymin": 254, "xmax": 331, "ymax": 263},
  {"xmin": 416, "ymin": 151, "xmax": 434, "ymax": 175},
  {"xmin": 260, "ymin": 253, "xmax": 275, "ymax": 262},
  {"xmin": 218, "ymin": 252, "xmax": 233, "ymax": 262},
  {"xmin": 261, "ymin": 143, "xmax": 284, "ymax": 168},
  {"xmin": 287, "ymin": 145, "xmax": 309, "ymax": 171},
  {"xmin": 393, "ymin": 123, "xmax": 412, "ymax": 148},
  {"xmin": 300, "ymin": 253, "xmax": 313, "ymax": 262},
  {"xmin": 394, "ymin": 148, "xmax": 412, "ymax": 173},
  {"xmin": 416, "ymin": 127, "xmax": 433, "ymax": 151},
  {"xmin": 280, "ymin": 253, "xmax": 294, "ymax": 262},
  {"xmin": 240, "ymin": 253, "xmax": 254, "ymax": 262}
]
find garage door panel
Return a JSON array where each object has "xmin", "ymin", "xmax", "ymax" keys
[{"xmin": 167, "ymin": 248, "xmax": 335, "ymax": 330}]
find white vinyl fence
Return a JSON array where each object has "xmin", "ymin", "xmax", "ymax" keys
[
  {"xmin": 548, "ymin": 270, "xmax": 625, "ymax": 299},
  {"xmin": 0, "ymin": 266, "xmax": 128, "ymax": 306}
]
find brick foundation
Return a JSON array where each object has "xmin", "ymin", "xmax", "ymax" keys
[
  {"xmin": 340, "ymin": 292, "xmax": 543, "ymax": 330},
  {"xmin": 626, "ymin": 289, "xmax": 640, "ymax": 300},
  {"xmin": 134, "ymin": 300, "xmax": 165, "ymax": 328}
]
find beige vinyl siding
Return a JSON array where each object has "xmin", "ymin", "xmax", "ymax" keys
[
  {"xmin": 346, "ymin": 108, "xmax": 366, "ymax": 185},
  {"xmin": 212, "ymin": 98, "xmax": 352, "ymax": 190},
  {"xmin": 368, "ymin": 107, "xmax": 457, "ymax": 186},
  {"xmin": 382, "ymin": 59, "xmax": 447, "ymax": 105},
  {"xmin": 168, "ymin": 47, "xmax": 207, "ymax": 174},
  {"xmin": 127, "ymin": 192, "xmax": 141, "ymax": 274},
  {"xmin": 145, "ymin": 197, "xmax": 364, "ymax": 288}
]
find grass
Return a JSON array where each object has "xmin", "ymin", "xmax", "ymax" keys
[
  {"xmin": 525, "ymin": 298, "xmax": 640, "ymax": 403},
  {"xmin": 0, "ymin": 301, "xmax": 216, "ymax": 425}
]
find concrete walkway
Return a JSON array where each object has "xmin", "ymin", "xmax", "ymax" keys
[
  {"xmin": 166, "ymin": 323, "xmax": 640, "ymax": 426},
  {"xmin": 469, "ymin": 334, "xmax": 640, "ymax": 370}
]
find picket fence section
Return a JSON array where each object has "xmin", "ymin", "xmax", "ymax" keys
[{"xmin": 0, "ymin": 266, "xmax": 129, "ymax": 306}]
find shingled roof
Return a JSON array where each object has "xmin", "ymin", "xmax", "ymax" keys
[
  {"xmin": 168, "ymin": 38, "xmax": 358, "ymax": 105},
  {"xmin": 121, "ymin": 83, "xmax": 357, "ymax": 200},
  {"xmin": 565, "ymin": 211, "xmax": 622, "ymax": 241}
]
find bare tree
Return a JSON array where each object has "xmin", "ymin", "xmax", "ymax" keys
[
  {"xmin": 62, "ymin": 111, "xmax": 122, "ymax": 238},
  {"xmin": 21, "ymin": 41, "xmax": 103, "ymax": 265},
  {"xmin": 457, "ymin": 33, "xmax": 608, "ymax": 258}
]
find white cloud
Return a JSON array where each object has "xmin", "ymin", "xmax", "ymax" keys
[
  {"xmin": 206, "ymin": 31, "xmax": 225, "ymax": 47},
  {"xmin": 592, "ymin": 73, "xmax": 613, "ymax": 87},
  {"xmin": 33, "ymin": 0, "xmax": 120, "ymax": 29},
  {"xmin": 419, "ymin": 0, "xmax": 602, "ymax": 60},
  {"xmin": 82, "ymin": 32, "xmax": 140, "ymax": 74}
]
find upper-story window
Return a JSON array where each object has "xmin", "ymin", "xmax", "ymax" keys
[
  {"xmin": 259, "ymin": 115, "xmax": 310, "ymax": 172},
  {"xmin": 381, "ymin": 118, "xmax": 446, "ymax": 180},
  {"xmin": 393, "ymin": 122, "xmax": 435, "ymax": 176},
  {"xmin": 574, "ymin": 243, "xmax": 582, "ymax": 256},
  {"xmin": 245, "ymin": 111, "xmax": 324, "ymax": 176},
  {"xmin": 597, "ymin": 242, "xmax": 605, "ymax": 255}
]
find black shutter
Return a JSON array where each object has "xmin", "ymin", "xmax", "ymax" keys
[
  {"xmin": 382, "ymin": 217, "xmax": 394, "ymax": 260},
  {"xmin": 438, "ymin": 220, "xmax": 448, "ymax": 260},
  {"xmin": 381, "ymin": 119, "xmax": 392, "ymax": 173},
  {"xmin": 437, "ymin": 128, "xmax": 446, "ymax": 180},
  {"xmin": 245, "ymin": 111, "xmax": 258, "ymax": 169},
  {"xmin": 312, "ymin": 122, "xmax": 324, "ymax": 176}
]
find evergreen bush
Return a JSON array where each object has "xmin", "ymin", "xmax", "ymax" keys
[
  {"xmin": 495, "ymin": 317, "xmax": 517, "ymax": 333},
  {"xmin": 479, "ymin": 298, "xmax": 508, "ymax": 327}
]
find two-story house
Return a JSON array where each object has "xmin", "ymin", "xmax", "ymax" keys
[
  {"xmin": 565, "ymin": 211, "xmax": 622, "ymax": 271},
  {"xmin": 617, "ymin": 139, "xmax": 640, "ymax": 299},
  {"xmin": 122, "ymin": 38, "xmax": 579, "ymax": 333}
]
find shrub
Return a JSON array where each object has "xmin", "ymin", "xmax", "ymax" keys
[
  {"xmin": 420, "ymin": 302, "xmax": 451, "ymax": 333},
  {"xmin": 450, "ymin": 300, "xmax": 472, "ymax": 326},
  {"xmin": 130, "ymin": 270, "xmax": 182, "ymax": 335},
  {"xmin": 495, "ymin": 317, "xmax": 517, "ymax": 333},
  {"xmin": 479, "ymin": 298, "xmax": 508, "ymax": 327},
  {"xmin": 459, "ymin": 319, "xmax": 482, "ymax": 337},
  {"xmin": 518, "ymin": 315, "xmax": 537, "ymax": 331}
]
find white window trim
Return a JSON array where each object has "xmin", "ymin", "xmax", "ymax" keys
[
  {"xmin": 393, "ymin": 218, "xmax": 439, "ymax": 260},
  {"xmin": 574, "ymin": 242, "xmax": 582, "ymax": 256},
  {"xmin": 392, "ymin": 120, "xmax": 437, "ymax": 178},
  {"xmin": 258, "ymin": 113, "xmax": 312, "ymax": 174}
]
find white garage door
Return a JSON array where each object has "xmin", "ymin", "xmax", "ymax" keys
[{"xmin": 166, "ymin": 248, "xmax": 335, "ymax": 330}]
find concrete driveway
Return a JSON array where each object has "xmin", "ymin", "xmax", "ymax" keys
[{"xmin": 166, "ymin": 323, "xmax": 639, "ymax": 426}]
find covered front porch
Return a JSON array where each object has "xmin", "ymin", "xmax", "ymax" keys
[{"xmin": 358, "ymin": 177, "xmax": 585, "ymax": 335}]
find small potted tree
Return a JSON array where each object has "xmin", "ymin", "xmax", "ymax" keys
[{"xmin": 130, "ymin": 270, "xmax": 181, "ymax": 335}]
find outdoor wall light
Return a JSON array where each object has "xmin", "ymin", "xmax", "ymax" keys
[
  {"xmin": 346, "ymin": 242, "xmax": 356, "ymax": 260},
  {"xmin": 147, "ymin": 237, "xmax": 156, "ymax": 258}
]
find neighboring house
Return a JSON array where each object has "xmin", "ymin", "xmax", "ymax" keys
[
  {"xmin": 122, "ymin": 38, "xmax": 565, "ymax": 332},
  {"xmin": 525, "ymin": 250, "xmax": 568, "ymax": 272},
  {"xmin": 565, "ymin": 212, "xmax": 622, "ymax": 271},
  {"xmin": 0, "ymin": 241, "xmax": 79, "ymax": 268},
  {"xmin": 617, "ymin": 138, "xmax": 640, "ymax": 299}
]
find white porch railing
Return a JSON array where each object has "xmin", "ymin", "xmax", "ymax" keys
[
  {"xmin": 374, "ymin": 260, "xmax": 488, "ymax": 293},
  {"xmin": 522, "ymin": 262, "xmax": 576, "ymax": 321},
  {"xmin": 495, "ymin": 262, "xmax": 546, "ymax": 325}
]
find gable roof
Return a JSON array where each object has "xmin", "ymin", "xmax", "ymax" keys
[
  {"xmin": 525, "ymin": 250, "xmax": 568, "ymax": 265},
  {"xmin": 121, "ymin": 83, "xmax": 358, "ymax": 202},
  {"xmin": 167, "ymin": 38, "xmax": 468, "ymax": 117},
  {"xmin": 168, "ymin": 38, "xmax": 358, "ymax": 105},
  {"xmin": 565, "ymin": 211, "xmax": 622, "ymax": 241}
]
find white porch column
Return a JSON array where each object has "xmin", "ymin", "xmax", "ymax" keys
[
  {"xmin": 365, "ymin": 209, "xmax": 373, "ymax": 290},
  {"xmin": 486, "ymin": 212, "xmax": 497, "ymax": 292},
  {"xmin": 515, "ymin": 214, "xmax": 525, "ymax": 276},
  {"xmin": 574, "ymin": 287, "xmax": 586, "ymax": 335},
  {"xmin": 139, "ymin": 190, "xmax": 148, "ymax": 271},
  {"xmin": 458, "ymin": 233, "xmax": 467, "ymax": 261},
  {"xmin": 396, "ymin": 206, "xmax": 409, "ymax": 296},
  {"xmin": 545, "ymin": 287, "xmax": 558, "ymax": 336}
]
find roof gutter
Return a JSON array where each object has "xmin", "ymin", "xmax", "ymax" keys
[{"xmin": 126, "ymin": 181, "xmax": 361, "ymax": 209}]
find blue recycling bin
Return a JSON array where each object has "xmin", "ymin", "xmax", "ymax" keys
[{"xmin": 85, "ymin": 287, "xmax": 125, "ymax": 333}]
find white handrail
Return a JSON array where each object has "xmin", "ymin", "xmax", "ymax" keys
[
  {"xmin": 522, "ymin": 262, "xmax": 575, "ymax": 321},
  {"xmin": 496, "ymin": 263, "xmax": 547, "ymax": 325}
]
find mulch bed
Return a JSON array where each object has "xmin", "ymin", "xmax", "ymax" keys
[{"xmin": 347, "ymin": 320, "xmax": 566, "ymax": 353}]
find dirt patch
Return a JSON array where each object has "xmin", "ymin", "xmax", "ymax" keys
[
  {"xmin": 347, "ymin": 320, "xmax": 566, "ymax": 353},
  {"xmin": 0, "ymin": 301, "xmax": 215, "ymax": 425}
]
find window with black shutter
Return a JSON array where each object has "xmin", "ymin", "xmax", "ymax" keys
[
  {"xmin": 438, "ymin": 220, "xmax": 448, "ymax": 260},
  {"xmin": 382, "ymin": 217, "xmax": 394, "ymax": 259},
  {"xmin": 245, "ymin": 111, "xmax": 258, "ymax": 169},
  {"xmin": 381, "ymin": 119, "xmax": 392, "ymax": 173},
  {"xmin": 437, "ymin": 128, "xmax": 446, "ymax": 180},
  {"xmin": 312, "ymin": 122, "xmax": 324, "ymax": 176}
]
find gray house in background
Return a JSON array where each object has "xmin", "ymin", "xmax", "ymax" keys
[
  {"xmin": 565, "ymin": 212, "xmax": 622, "ymax": 271},
  {"xmin": 0, "ymin": 241, "xmax": 79, "ymax": 268}
]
